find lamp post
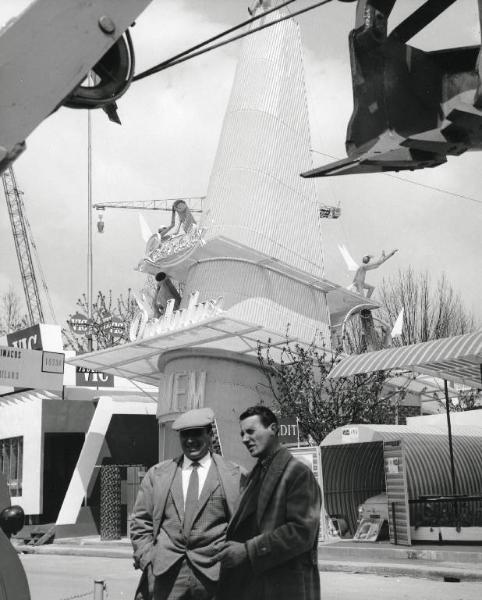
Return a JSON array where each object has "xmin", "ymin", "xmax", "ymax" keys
[{"xmin": 87, "ymin": 75, "xmax": 94, "ymax": 352}]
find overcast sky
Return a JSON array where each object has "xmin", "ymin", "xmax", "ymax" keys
[{"xmin": 1, "ymin": 0, "xmax": 481, "ymax": 328}]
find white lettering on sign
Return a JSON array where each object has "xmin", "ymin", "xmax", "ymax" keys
[
  {"xmin": 129, "ymin": 291, "xmax": 224, "ymax": 341},
  {"xmin": 77, "ymin": 369, "xmax": 111, "ymax": 384},
  {"xmin": 10, "ymin": 334, "xmax": 38, "ymax": 349},
  {"xmin": 166, "ymin": 370, "xmax": 206, "ymax": 413},
  {"xmin": 341, "ymin": 426, "xmax": 359, "ymax": 444},
  {"xmin": 279, "ymin": 424, "xmax": 298, "ymax": 437}
]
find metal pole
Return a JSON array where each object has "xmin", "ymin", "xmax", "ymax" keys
[
  {"xmin": 93, "ymin": 580, "xmax": 105, "ymax": 600},
  {"xmin": 87, "ymin": 106, "xmax": 93, "ymax": 320},
  {"xmin": 444, "ymin": 379, "xmax": 457, "ymax": 497},
  {"xmin": 87, "ymin": 77, "xmax": 94, "ymax": 353}
]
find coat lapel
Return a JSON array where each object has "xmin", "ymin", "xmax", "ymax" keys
[
  {"xmin": 213, "ymin": 453, "xmax": 242, "ymax": 518},
  {"xmin": 153, "ymin": 456, "xmax": 182, "ymax": 535},
  {"xmin": 170, "ymin": 464, "xmax": 184, "ymax": 521},
  {"xmin": 256, "ymin": 447, "xmax": 292, "ymax": 523}
]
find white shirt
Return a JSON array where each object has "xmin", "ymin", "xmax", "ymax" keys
[{"xmin": 181, "ymin": 453, "xmax": 212, "ymax": 504}]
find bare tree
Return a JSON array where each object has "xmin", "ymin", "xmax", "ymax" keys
[
  {"xmin": 0, "ymin": 287, "xmax": 29, "ymax": 335},
  {"xmin": 64, "ymin": 289, "xmax": 138, "ymax": 353},
  {"xmin": 451, "ymin": 388, "xmax": 482, "ymax": 412},
  {"xmin": 257, "ymin": 339, "xmax": 406, "ymax": 444},
  {"xmin": 377, "ymin": 268, "xmax": 476, "ymax": 346}
]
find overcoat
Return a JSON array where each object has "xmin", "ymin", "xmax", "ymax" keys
[
  {"xmin": 130, "ymin": 453, "xmax": 244, "ymax": 599},
  {"xmin": 218, "ymin": 446, "xmax": 321, "ymax": 600}
]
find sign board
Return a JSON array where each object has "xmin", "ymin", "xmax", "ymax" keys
[
  {"xmin": 289, "ymin": 446, "xmax": 321, "ymax": 484},
  {"xmin": 6, "ymin": 324, "xmax": 43, "ymax": 350},
  {"xmin": 111, "ymin": 316, "xmax": 125, "ymax": 342},
  {"xmin": 99, "ymin": 310, "xmax": 112, "ymax": 333},
  {"xmin": 130, "ymin": 291, "xmax": 223, "ymax": 341},
  {"xmin": 279, "ymin": 417, "xmax": 299, "ymax": 445},
  {"xmin": 386, "ymin": 456, "xmax": 400, "ymax": 474},
  {"xmin": 68, "ymin": 312, "xmax": 91, "ymax": 334},
  {"xmin": 6, "ymin": 323, "xmax": 63, "ymax": 351},
  {"xmin": 341, "ymin": 426, "xmax": 359, "ymax": 444},
  {"xmin": 353, "ymin": 516, "xmax": 385, "ymax": 542},
  {"xmin": 289, "ymin": 446, "xmax": 334, "ymax": 542},
  {"xmin": 75, "ymin": 367, "xmax": 114, "ymax": 388},
  {"xmin": 0, "ymin": 345, "xmax": 64, "ymax": 390}
]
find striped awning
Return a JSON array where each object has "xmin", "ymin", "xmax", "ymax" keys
[{"xmin": 328, "ymin": 330, "xmax": 482, "ymax": 389}]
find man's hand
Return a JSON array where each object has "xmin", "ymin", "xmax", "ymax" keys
[{"xmin": 216, "ymin": 541, "xmax": 248, "ymax": 569}]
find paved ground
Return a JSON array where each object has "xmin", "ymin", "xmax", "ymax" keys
[{"xmin": 20, "ymin": 554, "xmax": 482, "ymax": 600}]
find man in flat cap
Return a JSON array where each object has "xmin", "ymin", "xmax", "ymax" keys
[
  {"xmin": 216, "ymin": 405, "xmax": 321, "ymax": 600},
  {"xmin": 130, "ymin": 407, "xmax": 245, "ymax": 600}
]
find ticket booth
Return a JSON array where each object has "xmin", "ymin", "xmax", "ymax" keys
[{"xmin": 320, "ymin": 424, "xmax": 482, "ymax": 544}]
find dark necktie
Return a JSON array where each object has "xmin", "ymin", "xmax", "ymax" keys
[{"xmin": 183, "ymin": 462, "xmax": 200, "ymax": 537}]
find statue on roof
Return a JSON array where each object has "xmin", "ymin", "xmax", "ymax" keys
[
  {"xmin": 158, "ymin": 199, "xmax": 197, "ymax": 240},
  {"xmin": 352, "ymin": 250, "xmax": 398, "ymax": 298}
]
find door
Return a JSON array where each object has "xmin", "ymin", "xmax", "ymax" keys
[{"xmin": 42, "ymin": 433, "xmax": 84, "ymax": 523}]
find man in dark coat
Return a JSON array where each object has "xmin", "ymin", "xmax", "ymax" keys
[
  {"xmin": 217, "ymin": 405, "xmax": 321, "ymax": 600},
  {"xmin": 130, "ymin": 407, "xmax": 244, "ymax": 600}
]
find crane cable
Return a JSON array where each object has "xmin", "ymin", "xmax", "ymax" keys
[
  {"xmin": 133, "ymin": 0, "xmax": 333, "ymax": 82},
  {"xmin": 310, "ymin": 149, "xmax": 482, "ymax": 207}
]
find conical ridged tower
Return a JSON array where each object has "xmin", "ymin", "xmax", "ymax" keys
[{"xmin": 183, "ymin": 0, "xmax": 330, "ymax": 343}]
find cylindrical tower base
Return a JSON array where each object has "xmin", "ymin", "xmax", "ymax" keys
[{"xmin": 157, "ymin": 348, "xmax": 275, "ymax": 469}]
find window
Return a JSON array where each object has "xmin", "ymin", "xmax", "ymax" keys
[{"xmin": 0, "ymin": 437, "xmax": 23, "ymax": 497}]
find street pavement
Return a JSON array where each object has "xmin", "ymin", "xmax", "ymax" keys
[{"xmin": 20, "ymin": 554, "xmax": 482, "ymax": 600}]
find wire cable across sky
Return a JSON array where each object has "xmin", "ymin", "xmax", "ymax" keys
[
  {"xmin": 310, "ymin": 149, "xmax": 482, "ymax": 207},
  {"xmin": 133, "ymin": 0, "xmax": 333, "ymax": 82}
]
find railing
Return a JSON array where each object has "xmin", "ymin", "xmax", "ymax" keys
[{"xmin": 409, "ymin": 495, "xmax": 482, "ymax": 531}]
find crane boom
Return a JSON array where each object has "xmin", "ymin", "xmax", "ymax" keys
[
  {"xmin": 2, "ymin": 166, "xmax": 56, "ymax": 325},
  {"xmin": 93, "ymin": 197, "xmax": 205, "ymax": 213}
]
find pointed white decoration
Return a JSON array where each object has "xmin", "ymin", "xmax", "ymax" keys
[
  {"xmin": 338, "ymin": 244, "xmax": 359, "ymax": 272},
  {"xmin": 391, "ymin": 308, "xmax": 404, "ymax": 338},
  {"xmin": 138, "ymin": 213, "xmax": 152, "ymax": 243}
]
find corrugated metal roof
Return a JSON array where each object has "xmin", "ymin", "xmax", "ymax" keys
[
  {"xmin": 321, "ymin": 442, "xmax": 385, "ymax": 533},
  {"xmin": 320, "ymin": 424, "xmax": 482, "ymax": 528},
  {"xmin": 322, "ymin": 423, "xmax": 482, "ymax": 445}
]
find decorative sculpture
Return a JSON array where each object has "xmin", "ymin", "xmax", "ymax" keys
[
  {"xmin": 352, "ymin": 249, "xmax": 398, "ymax": 298},
  {"xmin": 158, "ymin": 199, "xmax": 196, "ymax": 240}
]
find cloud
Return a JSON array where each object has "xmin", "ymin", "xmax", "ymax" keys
[{"xmin": 0, "ymin": 0, "xmax": 238, "ymax": 326}]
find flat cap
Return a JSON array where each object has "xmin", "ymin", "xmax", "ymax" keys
[{"xmin": 172, "ymin": 407, "xmax": 215, "ymax": 431}]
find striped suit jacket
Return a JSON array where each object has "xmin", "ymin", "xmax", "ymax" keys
[{"xmin": 130, "ymin": 453, "xmax": 244, "ymax": 578}]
